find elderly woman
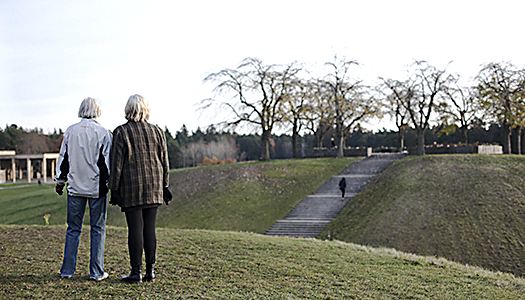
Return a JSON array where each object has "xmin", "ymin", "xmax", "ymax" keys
[
  {"xmin": 55, "ymin": 97, "xmax": 112, "ymax": 281},
  {"xmin": 108, "ymin": 94, "xmax": 172, "ymax": 283}
]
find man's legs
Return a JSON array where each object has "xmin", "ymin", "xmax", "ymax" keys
[
  {"xmin": 88, "ymin": 195, "xmax": 107, "ymax": 280},
  {"xmin": 60, "ymin": 195, "xmax": 86, "ymax": 277}
]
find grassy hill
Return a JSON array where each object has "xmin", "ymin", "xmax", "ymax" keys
[
  {"xmin": 0, "ymin": 157, "xmax": 359, "ymax": 234},
  {"xmin": 1, "ymin": 224, "xmax": 524, "ymax": 299},
  {"xmin": 109, "ymin": 157, "xmax": 361, "ymax": 233},
  {"xmin": 322, "ymin": 154, "xmax": 525, "ymax": 277}
]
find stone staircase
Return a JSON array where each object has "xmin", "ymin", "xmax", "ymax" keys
[{"xmin": 266, "ymin": 153, "xmax": 406, "ymax": 238}]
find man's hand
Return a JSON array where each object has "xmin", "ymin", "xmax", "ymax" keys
[
  {"xmin": 163, "ymin": 187, "xmax": 173, "ymax": 205},
  {"xmin": 55, "ymin": 184, "xmax": 65, "ymax": 196}
]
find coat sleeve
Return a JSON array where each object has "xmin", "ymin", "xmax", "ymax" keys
[
  {"xmin": 108, "ymin": 128, "xmax": 125, "ymax": 191},
  {"xmin": 160, "ymin": 127, "xmax": 169, "ymax": 188},
  {"xmin": 103, "ymin": 131, "xmax": 112, "ymax": 176},
  {"xmin": 96, "ymin": 131, "xmax": 113, "ymax": 195},
  {"xmin": 55, "ymin": 130, "xmax": 70, "ymax": 185}
]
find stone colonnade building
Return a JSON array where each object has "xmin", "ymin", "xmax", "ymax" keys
[{"xmin": 0, "ymin": 150, "xmax": 60, "ymax": 184}]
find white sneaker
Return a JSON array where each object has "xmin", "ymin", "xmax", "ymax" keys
[{"xmin": 92, "ymin": 272, "xmax": 109, "ymax": 281}]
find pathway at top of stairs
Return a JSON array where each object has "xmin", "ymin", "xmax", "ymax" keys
[{"xmin": 266, "ymin": 153, "xmax": 406, "ymax": 238}]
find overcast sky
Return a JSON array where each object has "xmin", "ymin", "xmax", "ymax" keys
[{"xmin": 1, "ymin": 0, "xmax": 524, "ymax": 135}]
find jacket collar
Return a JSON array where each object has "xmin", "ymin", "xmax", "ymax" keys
[{"xmin": 81, "ymin": 118, "xmax": 100, "ymax": 125}]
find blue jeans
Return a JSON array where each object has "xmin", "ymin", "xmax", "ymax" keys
[{"xmin": 60, "ymin": 195, "xmax": 107, "ymax": 279}]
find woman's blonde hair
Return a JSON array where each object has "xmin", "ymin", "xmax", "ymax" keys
[
  {"xmin": 125, "ymin": 94, "xmax": 150, "ymax": 122},
  {"xmin": 78, "ymin": 97, "xmax": 101, "ymax": 118}
]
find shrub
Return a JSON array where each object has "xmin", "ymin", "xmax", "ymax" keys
[{"xmin": 198, "ymin": 156, "xmax": 237, "ymax": 166}]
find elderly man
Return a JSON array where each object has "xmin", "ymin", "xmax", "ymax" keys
[{"xmin": 55, "ymin": 97, "xmax": 112, "ymax": 281}]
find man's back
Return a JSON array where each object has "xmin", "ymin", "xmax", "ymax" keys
[{"xmin": 56, "ymin": 118, "xmax": 112, "ymax": 198}]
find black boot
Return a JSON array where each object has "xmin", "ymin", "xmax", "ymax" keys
[
  {"xmin": 143, "ymin": 264, "xmax": 155, "ymax": 282},
  {"xmin": 121, "ymin": 266, "xmax": 142, "ymax": 284}
]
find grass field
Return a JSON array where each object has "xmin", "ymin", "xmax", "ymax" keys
[
  {"xmin": 0, "ymin": 184, "xmax": 67, "ymax": 226},
  {"xmin": 153, "ymin": 157, "xmax": 361, "ymax": 233},
  {"xmin": 2, "ymin": 155, "xmax": 525, "ymax": 298},
  {"xmin": 0, "ymin": 157, "xmax": 359, "ymax": 233},
  {"xmin": 1, "ymin": 224, "xmax": 524, "ymax": 299},
  {"xmin": 322, "ymin": 154, "xmax": 525, "ymax": 277}
]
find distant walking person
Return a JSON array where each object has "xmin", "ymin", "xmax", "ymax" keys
[
  {"xmin": 339, "ymin": 177, "xmax": 346, "ymax": 201},
  {"xmin": 108, "ymin": 94, "xmax": 172, "ymax": 284},
  {"xmin": 55, "ymin": 97, "xmax": 112, "ymax": 281}
]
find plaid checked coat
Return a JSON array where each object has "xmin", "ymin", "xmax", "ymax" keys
[{"xmin": 108, "ymin": 121, "xmax": 169, "ymax": 209}]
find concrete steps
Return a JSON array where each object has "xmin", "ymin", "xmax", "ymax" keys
[{"xmin": 266, "ymin": 153, "xmax": 405, "ymax": 238}]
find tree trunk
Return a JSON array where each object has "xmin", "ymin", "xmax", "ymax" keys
[
  {"xmin": 461, "ymin": 126, "xmax": 468, "ymax": 144},
  {"xmin": 504, "ymin": 123, "xmax": 512, "ymax": 154},
  {"xmin": 292, "ymin": 119, "xmax": 299, "ymax": 159},
  {"xmin": 398, "ymin": 127, "xmax": 405, "ymax": 151},
  {"xmin": 337, "ymin": 135, "xmax": 344, "ymax": 158},
  {"xmin": 260, "ymin": 129, "xmax": 271, "ymax": 161},
  {"xmin": 518, "ymin": 126, "xmax": 522, "ymax": 155},
  {"xmin": 315, "ymin": 125, "xmax": 325, "ymax": 148},
  {"xmin": 335, "ymin": 121, "xmax": 344, "ymax": 158},
  {"xmin": 417, "ymin": 128, "xmax": 425, "ymax": 155}
]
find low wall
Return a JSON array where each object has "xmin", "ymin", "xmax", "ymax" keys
[
  {"xmin": 409, "ymin": 145, "xmax": 503, "ymax": 155},
  {"xmin": 477, "ymin": 145, "xmax": 503, "ymax": 154},
  {"xmin": 308, "ymin": 147, "xmax": 372, "ymax": 158}
]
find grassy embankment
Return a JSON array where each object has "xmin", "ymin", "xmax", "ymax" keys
[
  {"xmin": 0, "ymin": 157, "xmax": 360, "ymax": 233},
  {"xmin": 322, "ymin": 154, "xmax": 525, "ymax": 277},
  {"xmin": 1, "ymin": 225, "xmax": 524, "ymax": 299}
]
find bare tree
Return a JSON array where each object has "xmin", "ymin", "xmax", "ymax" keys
[
  {"xmin": 16, "ymin": 129, "xmax": 51, "ymax": 154},
  {"xmin": 405, "ymin": 61, "xmax": 454, "ymax": 155},
  {"xmin": 205, "ymin": 135, "xmax": 239, "ymax": 160},
  {"xmin": 379, "ymin": 78, "xmax": 415, "ymax": 151},
  {"xmin": 303, "ymin": 79, "xmax": 334, "ymax": 148},
  {"xmin": 324, "ymin": 56, "xmax": 377, "ymax": 158},
  {"xmin": 439, "ymin": 79, "xmax": 479, "ymax": 144},
  {"xmin": 202, "ymin": 58, "xmax": 300, "ymax": 161},
  {"xmin": 179, "ymin": 135, "xmax": 239, "ymax": 167},
  {"xmin": 511, "ymin": 94, "xmax": 525, "ymax": 154},
  {"xmin": 476, "ymin": 62, "xmax": 525, "ymax": 154},
  {"xmin": 280, "ymin": 77, "xmax": 318, "ymax": 158}
]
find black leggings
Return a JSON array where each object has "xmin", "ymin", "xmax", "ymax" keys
[{"xmin": 125, "ymin": 207, "xmax": 158, "ymax": 268}]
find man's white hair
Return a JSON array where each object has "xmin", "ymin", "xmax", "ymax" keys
[
  {"xmin": 78, "ymin": 97, "xmax": 101, "ymax": 118},
  {"xmin": 125, "ymin": 94, "xmax": 150, "ymax": 122}
]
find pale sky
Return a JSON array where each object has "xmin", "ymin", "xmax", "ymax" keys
[{"xmin": 1, "ymin": 0, "xmax": 524, "ymax": 135}]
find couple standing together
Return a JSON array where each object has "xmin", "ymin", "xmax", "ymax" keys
[{"xmin": 54, "ymin": 95, "xmax": 172, "ymax": 283}]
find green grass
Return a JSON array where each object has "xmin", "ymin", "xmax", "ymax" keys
[
  {"xmin": 322, "ymin": 154, "xmax": 525, "ymax": 277},
  {"xmin": 131, "ymin": 157, "xmax": 360, "ymax": 233},
  {"xmin": 0, "ymin": 157, "xmax": 359, "ymax": 233},
  {"xmin": 0, "ymin": 184, "xmax": 69, "ymax": 226},
  {"xmin": 1, "ymin": 224, "xmax": 524, "ymax": 299},
  {"xmin": 0, "ymin": 182, "xmax": 39, "ymax": 187},
  {"xmin": 4, "ymin": 154, "xmax": 525, "ymax": 297}
]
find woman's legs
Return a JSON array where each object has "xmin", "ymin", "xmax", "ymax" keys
[
  {"xmin": 124, "ymin": 207, "xmax": 158, "ymax": 269},
  {"xmin": 142, "ymin": 207, "xmax": 157, "ymax": 266},
  {"xmin": 125, "ymin": 210, "xmax": 144, "ymax": 269}
]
